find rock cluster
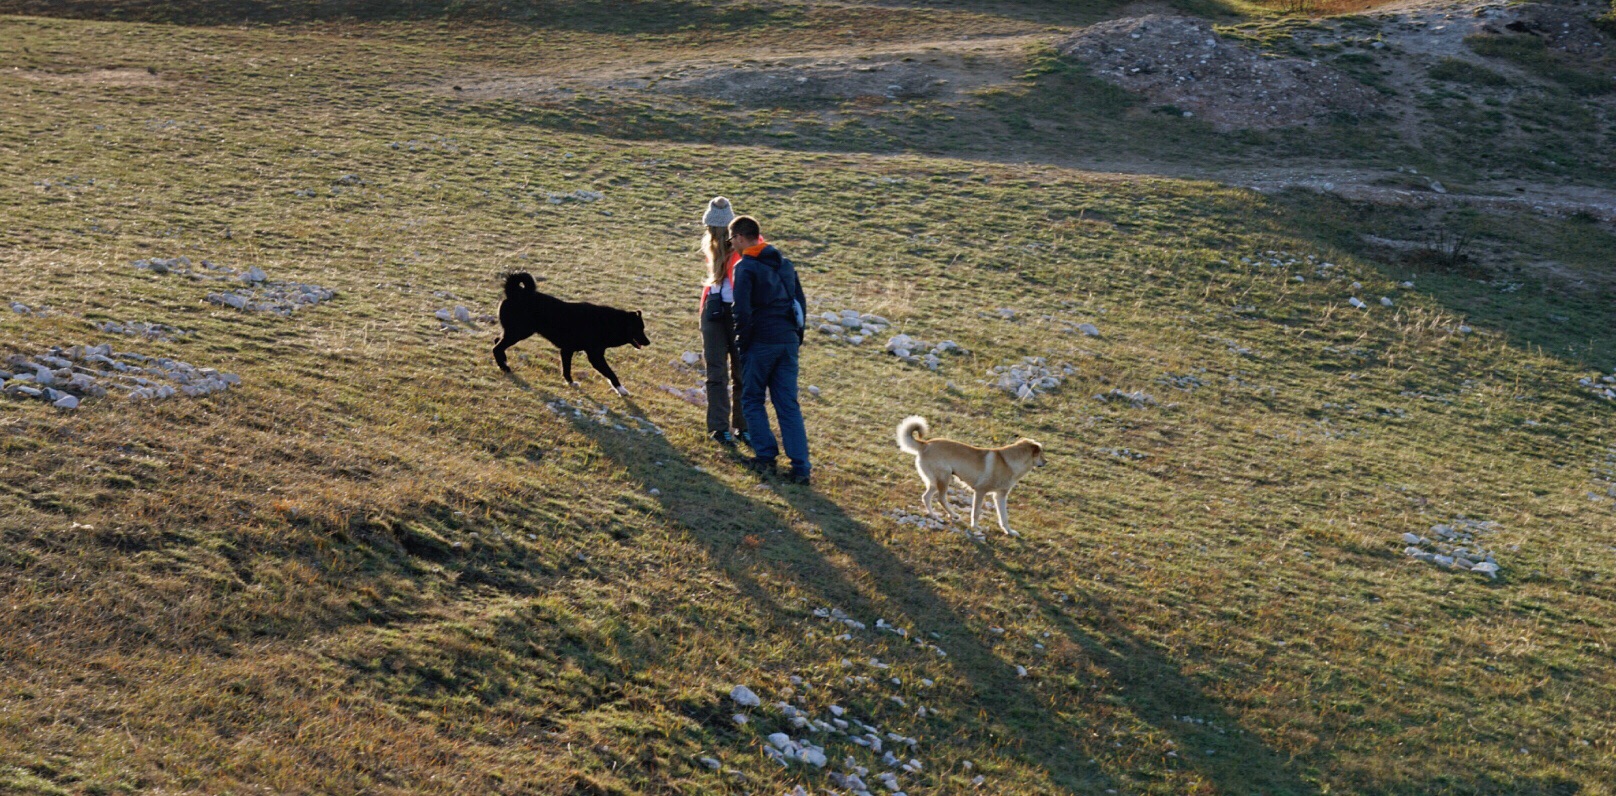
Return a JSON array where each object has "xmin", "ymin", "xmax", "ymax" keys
[
  {"xmin": 1057, "ymin": 15, "xmax": 1379, "ymax": 131},
  {"xmin": 659, "ymin": 383, "xmax": 707, "ymax": 406},
  {"xmin": 884, "ymin": 334, "xmax": 965, "ymax": 371},
  {"xmin": 722, "ymin": 668, "xmax": 936, "ymax": 796},
  {"xmin": 208, "ymin": 282, "xmax": 337, "ymax": 314},
  {"xmin": 1578, "ymin": 371, "xmax": 1616, "ymax": 402},
  {"xmin": 134, "ymin": 256, "xmax": 337, "ymax": 315},
  {"xmin": 816, "ymin": 309, "xmax": 892, "ymax": 345},
  {"xmin": 1402, "ymin": 519, "xmax": 1502, "ymax": 578},
  {"xmin": 1095, "ymin": 388, "xmax": 1158, "ymax": 408},
  {"xmin": 95, "ymin": 320, "xmax": 191, "ymax": 341},
  {"xmin": 433, "ymin": 305, "xmax": 491, "ymax": 332},
  {"xmin": 2, "ymin": 344, "xmax": 239, "ymax": 408},
  {"xmin": 8, "ymin": 301, "xmax": 56, "ymax": 316},
  {"xmin": 986, "ymin": 357, "xmax": 1071, "ymax": 400},
  {"xmin": 545, "ymin": 189, "xmax": 604, "ymax": 204},
  {"xmin": 544, "ymin": 397, "xmax": 664, "ymax": 434},
  {"xmin": 132, "ymin": 255, "xmax": 235, "ymax": 280}
]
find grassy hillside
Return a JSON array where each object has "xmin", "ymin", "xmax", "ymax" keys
[{"xmin": 3, "ymin": 3, "xmax": 1616, "ymax": 795}]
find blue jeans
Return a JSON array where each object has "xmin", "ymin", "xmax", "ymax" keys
[{"xmin": 740, "ymin": 341, "xmax": 809, "ymax": 475}]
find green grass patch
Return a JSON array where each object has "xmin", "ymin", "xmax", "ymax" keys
[
  {"xmin": 1428, "ymin": 56, "xmax": 1510, "ymax": 87},
  {"xmin": 1467, "ymin": 33, "xmax": 1616, "ymax": 96}
]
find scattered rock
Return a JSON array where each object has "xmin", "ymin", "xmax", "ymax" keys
[
  {"xmin": 987, "ymin": 357, "xmax": 1069, "ymax": 400},
  {"xmin": 730, "ymin": 685, "xmax": 762, "ymax": 708},
  {"xmin": 1095, "ymin": 388, "xmax": 1157, "ymax": 408},
  {"xmin": 4, "ymin": 344, "xmax": 238, "ymax": 407}
]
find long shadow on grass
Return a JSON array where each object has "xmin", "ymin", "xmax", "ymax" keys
[
  {"xmin": 777, "ymin": 486, "xmax": 1323, "ymax": 796},
  {"xmin": 559, "ymin": 400, "xmax": 1316, "ymax": 793},
  {"xmin": 553, "ymin": 407, "xmax": 1116, "ymax": 791},
  {"xmin": 970, "ymin": 541, "xmax": 1323, "ymax": 795}
]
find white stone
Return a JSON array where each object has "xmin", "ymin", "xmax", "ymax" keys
[
  {"xmin": 1401, "ymin": 532, "xmax": 1421, "ymax": 544},
  {"xmin": 699, "ymin": 756, "xmax": 721, "ymax": 769},
  {"xmin": 822, "ymin": 311, "xmax": 842, "ymax": 323},
  {"xmin": 1380, "ymin": 297, "xmax": 1394, "ymax": 307},
  {"xmin": 808, "ymin": 385, "xmax": 821, "ymax": 397},
  {"xmin": 829, "ymin": 704, "xmax": 844, "ymax": 716},
  {"xmin": 730, "ymin": 685, "xmax": 761, "ymax": 707},
  {"xmin": 1472, "ymin": 561, "xmax": 1499, "ymax": 577},
  {"xmin": 243, "ymin": 266, "xmax": 268, "ymax": 283},
  {"xmin": 1078, "ymin": 323, "xmax": 1100, "ymax": 337},
  {"xmin": 453, "ymin": 305, "xmax": 472, "ymax": 322},
  {"xmin": 732, "ymin": 714, "xmax": 748, "ymax": 725},
  {"xmin": 1348, "ymin": 297, "xmax": 1367, "ymax": 309},
  {"xmin": 435, "ymin": 309, "xmax": 454, "ymax": 321},
  {"xmin": 680, "ymin": 351, "xmax": 701, "ymax": 365}
]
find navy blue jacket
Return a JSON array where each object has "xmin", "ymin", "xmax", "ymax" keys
[{"xmin": 732, "ymin": 245, "xmax": 806, "ymax": 351}]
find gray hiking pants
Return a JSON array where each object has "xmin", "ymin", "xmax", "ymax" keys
[{"xmin": 701, "ymin": 306, "xmax": 747, "ymax": 435}]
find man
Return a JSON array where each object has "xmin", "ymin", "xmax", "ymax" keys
[{"xmin": 729, "ymin": 215, "xmax": 811, "ymax": 485}]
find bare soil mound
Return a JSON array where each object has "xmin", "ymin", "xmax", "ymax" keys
[
  {"xmin": 1057, "ymin": 15, "xmax": 1381, "ymax": 131},
  {"xmin": 627, "ymin": 59, "xmax": 955, "ymax": 105}
]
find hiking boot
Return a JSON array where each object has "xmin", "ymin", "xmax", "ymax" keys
[
  {"xmin": 734, "ymin": 429, "xmax": 754, "ymax": 449},
  {"xmin": 786, "ymin": 470, "xmax": 812, "ymax": 486},
  {"xmin": 743, "ymin": 456, "xmax": 776, "ymax": 476},
  {"xmin": 708, "ymin": 430, "xmax": 734, "ymax": 446}
]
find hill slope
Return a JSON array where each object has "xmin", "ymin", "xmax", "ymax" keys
[{"xmin": 3, "ymin": 3, "xmax": 1616, "ymax": 795}]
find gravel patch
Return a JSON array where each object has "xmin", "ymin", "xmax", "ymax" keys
[{"xmin": 1058, "ymin": 15, "xmax": 1380, "ymax": 131}]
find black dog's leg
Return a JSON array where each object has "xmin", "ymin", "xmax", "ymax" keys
[
  {"xmin": 560, "ymin": 349, "xmax": 579, "ymax": 386},
  {"xmin": 492, "ymin": 330, "xmax": 531, "ymax": 373},
  {"xmin": 585, "ymin": 348, "xmax": 627, "ymax": 395}
]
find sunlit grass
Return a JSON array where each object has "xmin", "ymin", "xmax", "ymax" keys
[{"xmin": 2, "ymin": 6, "xmax": 1615, "ymax": 796}]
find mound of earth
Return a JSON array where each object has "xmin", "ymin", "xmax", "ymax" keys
[
  {"xmin": 1057, "ymin": 15, "xmax": 1381, "ymax": 131},
  {"xmin": 630, "ymin": 59, "xmax": 954, "ymax": 105}
]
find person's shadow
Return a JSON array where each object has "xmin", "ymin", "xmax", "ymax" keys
[{"xmin": 555, "ymin": 401, "xmax": 1320, "ymax": 794}]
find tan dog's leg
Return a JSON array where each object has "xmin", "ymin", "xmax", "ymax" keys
[
  {"xmin": 992, "ymin": 490, "xmax": 1015, "ymax": 535},
  {"xmin": 920, "ymin": 479, "xmax": 941, "ymax": 518},
  {"xmin": 969, "ymin": 489, "xmax": 984, "ymax": 529}
]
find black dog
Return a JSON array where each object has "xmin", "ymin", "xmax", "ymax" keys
[{"xmin": 493, "ymin": 273, "xmax": 650, "ymax": 395}]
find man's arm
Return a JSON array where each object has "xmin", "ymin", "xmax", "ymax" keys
[
  {"xmin": 732, "ymin": 260, "xmax": 755, "ymax": 351},
  {"xmin": 792, "ymin": 269, "xmax": 808, "ymax": 343}
]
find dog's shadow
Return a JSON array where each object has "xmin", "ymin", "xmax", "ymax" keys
[{"xmin": 502, "ymin": 372, "xmax": 534, "ymax": 391}]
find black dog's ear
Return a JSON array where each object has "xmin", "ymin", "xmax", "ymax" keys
[{"xmin": 635, "ymin": 310, "xmax": 643, "ymax": 317}]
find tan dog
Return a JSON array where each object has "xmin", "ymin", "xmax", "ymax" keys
[{"xmin": 896, "ymin": 416, "xmax": 1046, "ymax": 535}]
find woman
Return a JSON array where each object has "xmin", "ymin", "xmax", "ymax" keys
[{"xmin": 699, "ymin": 196, "xmax": 749, "ymax": 445}]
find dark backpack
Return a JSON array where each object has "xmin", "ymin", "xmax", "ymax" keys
[{"xmin": 751, "ymin": 255, "xmax": 805, "ymax": 335}]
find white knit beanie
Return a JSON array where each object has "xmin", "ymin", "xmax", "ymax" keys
[{"xmin": 702, "ymin": 196, "xmax": 735, "ymax": 228}]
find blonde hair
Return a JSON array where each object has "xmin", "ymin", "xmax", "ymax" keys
[{"xmin": 702, "ymin": 225, "xmax": 733, "ymax": 287}]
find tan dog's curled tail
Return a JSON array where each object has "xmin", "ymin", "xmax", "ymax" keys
[{"xmin": 896, "ymin": 415, "xmax": 929, "ymax": 456}]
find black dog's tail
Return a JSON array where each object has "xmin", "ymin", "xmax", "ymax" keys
[{"xmin": 504, "ymin": 272, "xmax": 537, "ymax": 300}]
